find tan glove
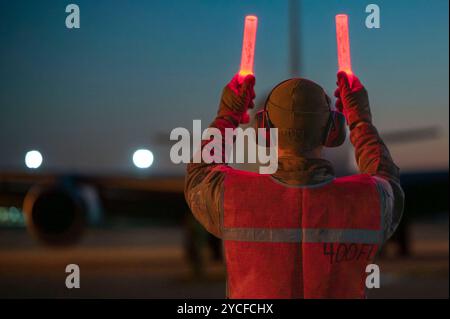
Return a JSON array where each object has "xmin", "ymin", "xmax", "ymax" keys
[
  {"xmin": 334, "ymin": 71, "xmax": 372, "ymax": 130},
  {"xmin": 217, "ymin": 74, "xmax": 256, "ymax": 124}
]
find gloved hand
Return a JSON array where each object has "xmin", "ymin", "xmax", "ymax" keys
[
  {"xmin": 218, "ymin": 73, "xmax": 256, "ymax": 124},
  {"xmin": 334, "ymin": 71, "xmax": 372, "ymax": 129}
]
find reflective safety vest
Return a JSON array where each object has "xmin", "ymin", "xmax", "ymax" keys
[{"xmin": 223, "ymin": 170, "xmax": 384, "ymax": 299}]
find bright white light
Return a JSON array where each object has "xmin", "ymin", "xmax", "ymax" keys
[
  {"xmin": 133, "ymin": 149, "xmax": 154, "ymax": 169},
  {"xmin": 25, "ymin": 150, "xmax": 43, "ymax": 169}
]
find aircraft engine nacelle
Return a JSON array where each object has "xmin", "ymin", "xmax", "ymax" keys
[{"xmin": 22, "ymin": 181, "xmax": 102, "ymax": 246}]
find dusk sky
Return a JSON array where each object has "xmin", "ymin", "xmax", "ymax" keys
[{"xmin": 0, "ymin": 0, "xmax": 448, "ymax": 175}]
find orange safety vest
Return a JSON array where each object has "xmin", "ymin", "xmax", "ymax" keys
[{"xmin": 223, "ymin": 170, "xmax": 383, "ymax": 299}]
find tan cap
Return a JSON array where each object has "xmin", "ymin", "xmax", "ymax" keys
[{"xmin": 266, "ymin": 78, "xmax": 331, "ymax": 151}]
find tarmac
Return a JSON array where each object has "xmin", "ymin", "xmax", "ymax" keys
[{"xmin": 0, "ymin": 220, "xmax": 448, "ymax": 299}]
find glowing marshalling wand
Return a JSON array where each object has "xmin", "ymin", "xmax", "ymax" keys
[
  {"xmin": 238, "ymin": 15, "xmax": 258, "ymax": 83},
  {"xmin": 335, "ymin": 14, "xmax": 354, "ymax": 86}
]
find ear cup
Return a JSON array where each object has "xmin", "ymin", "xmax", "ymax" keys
[
  {"xmin": 255, "ymin": 110, "xmax": 272, "ymax": 148},
  {"xmin": 323, "ymin": 111, "xmax": 346, "ymax": 147}
]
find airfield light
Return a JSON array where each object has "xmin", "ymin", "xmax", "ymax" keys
[
  {"xmin": 133, "ymin": 149, "xmax": 154, "ymax": 169},
  {"xmin": 25, "ymin": 150, "xmax": 43, "ymax": 169},
  {"xmin": 238, "ymin": 15, "xmax": 258, "ymax": 82},
  {"xmin": 335, "ymin": 14, "xmax": 354, "ymax": 85}
]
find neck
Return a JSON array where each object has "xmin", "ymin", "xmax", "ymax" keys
[
  {"xmin": 278, "ymin": 148, "xmax": 322, "ymax": 159},
  {"xmin": 272, "ymin": 155, "xmax": 335, "ymax": 186}
]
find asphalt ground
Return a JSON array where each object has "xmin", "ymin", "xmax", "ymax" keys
[{"xmin": 0, "ymin": 221, "xmax": 448, "ymax": 299}]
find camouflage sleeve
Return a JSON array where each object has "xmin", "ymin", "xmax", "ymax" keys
[
  {"xmin": 348, "ymin": 103, "xmax": 405, "ymax": 242},
  {"xmin": 336, "ymin": 72, "xmax": 404, "ymax": 242},
  {"xmin": 373, "ymin": 175, "xmax": 403, "ymax": 241},
  {"xmin": 184, "ymin": 113, "xmax": 240, "ymax": 239},
  {"xmin": 185, "ymin": 75, "xmax": 255, "ymax": 239}
]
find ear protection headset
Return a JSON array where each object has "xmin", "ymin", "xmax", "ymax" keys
[{"xmin": 254, "ymin": 79, "xmax": 346, "ymax": 148}]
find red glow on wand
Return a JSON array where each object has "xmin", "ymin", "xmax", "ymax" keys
[
  {"xmin": 335, "ymin": 14, "xmax": 354, "ymax": 85},
  {"xmin": 239, "ymin": 15, "xmax": 258, "ymax": 82}
]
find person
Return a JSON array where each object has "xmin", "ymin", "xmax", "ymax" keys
[{"xmin": 185, "ymin": 72, "xmax": 404, "ymax": 298}]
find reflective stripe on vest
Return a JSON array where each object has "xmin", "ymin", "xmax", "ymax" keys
[
  {"xmin": 223, "ymin": 227, "xmax": 382, "ymax": 244},
  {"xmin": 223, "ymin": 171, "xmax": 382, "ymax": 299}
]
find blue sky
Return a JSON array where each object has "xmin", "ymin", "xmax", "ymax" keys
[{"xmin": 0, "ymin": 0, "xmax": 448, "ymax": 174}]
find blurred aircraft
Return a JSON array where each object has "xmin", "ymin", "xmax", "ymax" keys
[{"xmin": 0, "ymin": 172, "xmax": 187, "ymax": 245}]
